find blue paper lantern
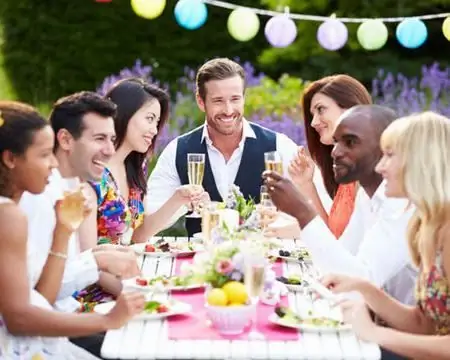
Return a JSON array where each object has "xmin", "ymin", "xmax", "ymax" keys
[
  {"xmin": 174, "ymin": 0, "xmax": 208, "ymax": 30},
  {"xmin": 396, "ymin": 19, "xmax": 428, "ymax": 49}
]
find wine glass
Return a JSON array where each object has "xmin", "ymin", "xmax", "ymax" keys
[
  {"xmin": 60, "ymin": 177, "xmax": 85, "ymax": 230},
  {"xmin": 264, "ymin": 151, "xmax": 283, "ymax": 174},
  {"xmin": 243, "ymin": 246, "xmax": 267, "ymax": 340},
  {"xmin": 186, "ymin": 153, "xmax": 205, "ymax": 218},
  {"xmin": 201, "ymin": 201, "xmax": 220, "ymax": 250}
]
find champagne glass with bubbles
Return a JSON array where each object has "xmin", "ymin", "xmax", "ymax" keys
[
  {"xmin": 264, "ymin": 151, "xmax": 283, "ymax": 174},
  {"xmin": 243, "ymin": 244, "xmax": 267, "ymax": 340},
  {"xmin": 186, "ymin": 153, "xmax": 205, "ymax": 218}
]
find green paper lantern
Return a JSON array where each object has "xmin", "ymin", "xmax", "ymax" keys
[
  {"xmin": 131, "ymin": 0, "xmax": 166, "ymax": 20},
  {"xmin": 357, "ymin": 19, "xmax": 388, "ymax": 50},
  {"xmin": 227, "ymin": 8, "xmax": 260, "ymax": 42},
  {"xmin": 443, "ymin": 16, "xmax": 450, "ymax": 41}
]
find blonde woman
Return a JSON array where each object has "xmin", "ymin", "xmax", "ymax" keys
[{"xmin": 322, "ymin": 111, "xmax": 450, "ymax": 359}]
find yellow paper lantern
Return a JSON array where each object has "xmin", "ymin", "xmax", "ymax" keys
[
  {"xmin": 357, "ymin": 19, "xmax": 388, "ymax": 51},
  {"xmin": 227, "ymin": 8, "xmax": 260, "ymax": 42},
  {"xmin": 131, "ymin": 0, "xmax": 166, "ymax": 20},
  {"xmin": 443, "ymin": 16, "xmax": 450, "ymax": 41}
]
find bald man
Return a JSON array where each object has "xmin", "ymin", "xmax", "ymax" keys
[{"xmin": 264, "ymin": 105, "xmax": 417, "ymax": 305}]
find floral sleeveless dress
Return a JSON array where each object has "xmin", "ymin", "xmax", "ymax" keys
[
  {"xmin": 0, "ymin": 197, "xmax": 99, "ymax": 359},
  {"xmin": 73, "ymin": 168, "xmax": 145, "ymax": 312},
  {"xmin": 416, "ymin": 251, "xmax": 450, "ymax": 335}
]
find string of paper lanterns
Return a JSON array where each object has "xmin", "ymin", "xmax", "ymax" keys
[{"xmin": 126, "ymin": 0, "xmax": 450, "ymax": 51}]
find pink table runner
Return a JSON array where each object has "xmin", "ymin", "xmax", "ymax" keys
[{"xmin": 167, "ymin": 256, "xmax": 298, "ymax": 341}]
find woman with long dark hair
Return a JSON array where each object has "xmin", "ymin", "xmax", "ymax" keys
[{"xmin": 289, "ymin": 75, "xmax": 372, "ymax": 238}]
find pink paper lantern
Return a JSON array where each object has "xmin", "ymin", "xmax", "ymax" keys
[
  {"xmin": 264, "ymin": 14, "xmax": 297, "ymax": 48},
  {"xmin": 317, "ymin": 19, "xmax": 348, "ymax": 51}
]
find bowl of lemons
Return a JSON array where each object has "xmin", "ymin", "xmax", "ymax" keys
[{"xmin": 205, "ymin": 281, "xmax": 255, "ymax": 335}]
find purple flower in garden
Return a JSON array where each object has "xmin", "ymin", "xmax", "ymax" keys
[{"xmin": 372, "ymin": 62, "xmax": 450, "ymax": 117}]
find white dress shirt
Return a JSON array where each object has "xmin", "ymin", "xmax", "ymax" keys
[
  {"xmin": 301, "ymin": 181, "xmax": 418, "ymax": 305},
  {"xmin": 20, "ymin": 169, "xmax": 99, "ymax": 312},
  {"xmin": 147, "ymin": 120, "xmax": 331, "ymax": 228}
]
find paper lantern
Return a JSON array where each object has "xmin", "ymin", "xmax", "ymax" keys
[
  {"xmin": 131, "ymin": 0, "xmax": 166, "ymax": 20},
  {"xmin": 357, "ymin": 20, "xmax": 388, "ymax": 51},
  {"xmin": 317, "ymin": 19, "xmax": 348, "ymax": 51},
  {"xmin": 227, "ymin": 8, "xmax": 260, "ymax": 42},
  {"xmin": 264, "ymin": 14, "xmax": 297, "ymax": 48},
  {"xmin": 174, "ymin": 0, "xmax": 208, "ymax": 30},
  {"xmin": 396, "ymin": 19, "xmax": 427, "ymax": 49},
  {"xmin": 443, "ymin": 16, "xmax": 450, "ymax": 41}
]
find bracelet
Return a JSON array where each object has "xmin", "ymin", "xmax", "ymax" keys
[{"xmin": 49, "ymin": 250, "xmax": 68, "ymax": 259}]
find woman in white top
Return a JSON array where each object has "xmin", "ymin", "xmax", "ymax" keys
[{"xmin": 0, "ymin": 101, "xmax": 145, "ymax": 359}]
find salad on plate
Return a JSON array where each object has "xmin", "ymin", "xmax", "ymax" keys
[
  {"xmin": 269, "ymin": 305, "xmax": 351, "ymax": 332},
  {"xmin": 123, "ymin": 273, "xmax": 205, "ymax": 291}
]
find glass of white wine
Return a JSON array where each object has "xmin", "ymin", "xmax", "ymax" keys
[
  {"xmin": 243, "ymin": 247, "xmax": 267, "ymax": 340},
  {"xmin": 264, "ymin": 151, "xmax": 283, "ymax": 174},
  {"xmin": 186, "ymin": 153, "xmax": 205, "ymax": 218},
  {"xmin": 60, "ymin": 177, "xmax": 85, "ymax": 230}
]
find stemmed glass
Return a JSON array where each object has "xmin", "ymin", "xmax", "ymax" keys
[
  {"xmin": 186, "ymin": 153, "xmax": 205, "ymax": 218},
  {"xmin": 201, "ymin": 201, "xmax": 220, "ymax": 250},
  {"xmin": 243, "ymin": 244, "xmax": 267, "ymax": 340},
  {"xmin": 259, "ymin": 185, "xmax": 277, "ymax": 231},
  {"xmin": 264, "ymin": 151, "xmax": 283, "ymax": 174},
  {"xmin": 59, "ymin": 177, "xmax": 85, "ymax": 230}
]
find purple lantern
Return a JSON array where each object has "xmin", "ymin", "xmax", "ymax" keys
[
  {"xmin": 317, "ymin": 19, "xmax": 348, "ymax": 51},
  {"xmin": 264, "ymin": 14, "xmax": 297, "ymax": 48}
]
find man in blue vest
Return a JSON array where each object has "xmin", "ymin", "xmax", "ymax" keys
[{"xmin": 147, "ymin": 58, "xmax": 299, "ymax": 236}]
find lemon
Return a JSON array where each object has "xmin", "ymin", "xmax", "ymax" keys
[
  {"xmin": 207, "ymin": 288, "xmax": 228, "ymax": 306},
  {"xmin": 228, "ymin": 302, "xmax": 244, "ymax": 307},
  {"xmin": 222, "ymin": 281, "xmax": 248, "ymax": 305}
]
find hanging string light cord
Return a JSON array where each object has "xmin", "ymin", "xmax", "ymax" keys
[{"xmin": 202, "ymin": 0, "xmax": 450, "ymax": 23}]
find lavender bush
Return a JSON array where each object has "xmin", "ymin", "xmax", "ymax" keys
[{"xmin": 372, "ymin": 62, "xmax": 450, "ymax": 117}]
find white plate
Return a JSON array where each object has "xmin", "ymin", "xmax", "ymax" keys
[
  {"xmin": 122, "ymin": 277, "xmax": 205, "ymax": 292},
  {"xmin": 269, "ymin": 250, "xmax": 312, "ymax": 263},
  {"xmin": 94, "ymin": 300, "xmax": 192, "ymax": 321},
  {"xmin": 130, "ymin": 242, "xmax": 203, "ymax": 257},
  {"xmin": 268, "ymin": 313, "xmax": 352, "ymax": 332}
]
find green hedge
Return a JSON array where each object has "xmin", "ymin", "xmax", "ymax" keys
[{"xmin": 0, "ymin": 0, "xmax": 268, "ymax": 104}]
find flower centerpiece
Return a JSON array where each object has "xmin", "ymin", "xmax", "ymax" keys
[
  {"xmin": 219, "ymin": 185, "xmax": 256, "ymax": 224},
  {"xmin": 192, "ymin": 241, "xmax": 278, "ymax": 334}
]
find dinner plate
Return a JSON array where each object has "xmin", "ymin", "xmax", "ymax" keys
[
  {"xmin": 130, "ymin": 242, "xmax": 203, "ymax": 257},
  {"xmin": 269, "ymin": 249, "xmax": 312, "ymax": 263},
  {"xmin": 94, "ymin": 299, "xmax": 192, "ymax": 321},
  {"xmin": 268, "ymin": 313, "xmax": 352, "ymax": 332},
  {"xmin": 122, "ymin": 277, "xmax": 205, "ymax": 292}
]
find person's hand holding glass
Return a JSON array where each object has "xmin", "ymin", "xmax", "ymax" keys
[
  {"xmin": 55, "ymin": 177, "xmax": 93, "ymax": 232},
  {"xmin": 186, "ymin": 153, "xmax": 206, "ymax": 218}
]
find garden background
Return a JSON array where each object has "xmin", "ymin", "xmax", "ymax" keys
[{"xmin": 0, "ymin": 0, "xmax": 449, "ymax": 235}]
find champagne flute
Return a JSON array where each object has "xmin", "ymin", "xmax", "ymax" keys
[
  {"xmin": 260, "ymin": 185, "xmax": 270, "ymax": 202},
  {"xmin": 259, "ymin": 197, "xmax": 277, "ymax": 232},
  {"xmin": 186, "ymin": 153, "xmax": 205, "ymax": 218},
  {"xmin": 243, "ymin": 247, "xmax": 266, "ymax": 340},
  {"xmin": 60, "ymin": 177, "xmax": 85, "ymax": 230},
  {"xmin": 264, "ymin": 151, "xmax": 283, "ymax": 175},
  {"xmin": 201, "ymin": 202, "xmax": 220, "ymax": 250}
]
